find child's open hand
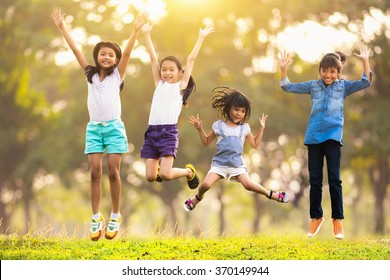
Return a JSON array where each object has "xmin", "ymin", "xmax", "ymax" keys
[
  {"xmin": 189, "ymin": 114, "xmax": 203, "ymax": 131},
  {"xmin": 134, "ymin": 12, "xmax": 149, "ymax": 31},
  {"xmin": 199, "ymin": 26, "xmax": 215, "ymax": 38},
  {"xmin": 354, "ymin": 45, "xmax": 371, "ymax": 61},
  {"xmin": 52, "ymin": 7, "xmax": 65, "ymax": 29},
  {"xmin": 142, "ymin": 22, "xmax": 152, "ymax": 34},
  {"xmin": 259, "ymin": 113, "xmax": 268, "ymax": 129},
  {"xmin": 277, "ymin": 50, "xmax": 290, "ymax": 70}
]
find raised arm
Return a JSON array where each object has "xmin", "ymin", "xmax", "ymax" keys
[
  {"xmin": 117, "ymin": 12, "xmax": 148, "ymax": 79},
  {"xmin": 189, "ymin": 114, "xmax": 216, "ymax": 147},
  {"xmin": 51, "ymin": 7, "xmax": 89, "ymax": 70},
  {"xmin": 246, "ymin": 113, "xmax": 268, "ymax": 149},
  {"xmin": 142, "ymin": 23, "xmax": 161, "ymax": 87},
  {"xmin": 354, "ymin": 45, "xmax": 372, "ymax": 83},
  {"xmin": 180, "ymin": 26, "xmax": 214, "ymax": 90},
  {"xmin": 277, "ymin": 50, "xmax": 290, "ymax": 80}
]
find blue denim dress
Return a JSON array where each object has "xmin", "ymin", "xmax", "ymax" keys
[{"xmin": 212, "ymin": 120, "xmax": 245, "ymax": 168}]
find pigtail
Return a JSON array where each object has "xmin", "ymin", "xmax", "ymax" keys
[
  {"xmin": 335, "ymin": 51, "xmax": 347, "ymax": 65},
  {"xmin": 319, "ymin": 51, "xmax": 346, "ymax": 74},
  {"xmin": 181, "ymin": 75, "xmax": 196, "ymax": 107}
]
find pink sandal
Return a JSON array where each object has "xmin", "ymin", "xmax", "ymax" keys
[
  {"xmin": 269, "ymin": 190, "xmax": 289, "ymax": 203},
  {"xmin": 183, "ymin": 195, "xmax": 202, "ymax": 212}
]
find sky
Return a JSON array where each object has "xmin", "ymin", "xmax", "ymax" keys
[{"xmin": 55, "ymin": 0, "xmax": 390, "ymax": 73}]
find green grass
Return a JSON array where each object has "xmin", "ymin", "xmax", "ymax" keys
[{"xmin": 1, "ymin": 234, "xmax": 389, "ymax": 260}]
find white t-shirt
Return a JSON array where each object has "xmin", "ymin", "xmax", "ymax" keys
[
  {"xmin": 87, "ymin": 67, "xmax": 123, "ymax": 122},
  {"xmin": 148, "ymin": 80, "xmax": 183, "ymax": 125}
]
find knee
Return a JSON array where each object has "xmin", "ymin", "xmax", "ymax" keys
[
  {"xmin": 242, "ymin": 183, "xmax": 255, "ymax": 192},
  {"xmin": 199, "ymin": 182, "xmax": 211, "ymax": 193},
  {"xmin": 159, "ymin": 171, "xmax": 172, "ymax": 181},
  {"xmin": 310, "ymin": 175, "xmax": 322, "ymax": 186},
  {"xmin": 107, "ymin": 168, "xmax": 120, "ymax": 182},
  {"xmin": 329, "ymin": 177, "xmax": 342, "ymax": 187},
  {"xmin": 146, "ymin": 175, "xmax": 156, "ymax": 182},
  {"xmin": 90, "ymin": 169, "xmax": 102, "ymax": 183}
]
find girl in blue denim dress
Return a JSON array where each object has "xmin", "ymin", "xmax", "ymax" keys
[
  {"xmin": 183, "ymin": 87, "xmax": 289, "ymax": 212},
  {"xmin": 277, "ymin": 46, "xmax": 373, "ymax": 239}
]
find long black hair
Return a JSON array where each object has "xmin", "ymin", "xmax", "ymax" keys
[
  {"xmin": 160, "ymin": 56, "xmax": 196, "ymax": 107},
  {"xmin": 211, "ymin": 87, "xmax": 252, "ymax": 124},
  {"xmin": 85, "ymin": 41, "xmax": 124, "ymax": 91}
]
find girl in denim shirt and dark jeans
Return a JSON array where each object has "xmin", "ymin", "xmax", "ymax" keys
[{"xmin": 277, "ymin": 46, "xmax": 373, "ymax": 239}]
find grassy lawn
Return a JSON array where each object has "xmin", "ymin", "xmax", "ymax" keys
[{"xmin": 1, "ymin": 234, "xmax": 389, "ymax": 260}]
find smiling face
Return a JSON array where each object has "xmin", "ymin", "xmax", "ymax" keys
[
  {"xmin": 97, "ymin": 47, "xmax": 118, "ymax": 69},
  {"xmin": 320, "ymin": 67, "xmax": 339, "ymax": 86},
  {"xmin": 160, "ymin": 59, "xmax": 182, "ymax": 83},
  {"xmin": 228, "ymin": 106, "xmax": 247, "ymax": 125}
]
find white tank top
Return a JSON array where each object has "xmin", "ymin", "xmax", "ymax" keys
[{"xmin": 148, "ymin": 80, "xmax": 183, "ymax": 125}]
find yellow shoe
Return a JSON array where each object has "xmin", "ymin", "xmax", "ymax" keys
[
  {"xmin": 332, "ymin": 219, "xmax": 344, "ymax": 239},
  {"xmin": 105, "ymin": 215, "xmax": 122, "ymax": 240},
  {"xmin": 185, "ymin": 164, "xmax": 200, "ymax": 189},
  {"xmin": 307, "ymin": 217, "xmax": 324, "ymax": 238},
  {"xmin": 90, "ymin": 214, "xmax": 105, "ymax": 241}
]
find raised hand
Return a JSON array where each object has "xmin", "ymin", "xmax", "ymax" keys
[
  {"xmin": 189, "ymin": 114, "xmax": 202, "ymax": 131},
  {"xmin": 199, "ymin": 26, "xmax": 215, "ymax": 38},
  {"xmin": 142, "ymin": 22, "xmax": 152, "ymax": 34},
  {"xmin": 258, "ymin": 113, "xmax": 268, "ymax": 129},
  {"xmin": 354, "ymin": 45, "xmax": 371, "ymax": 61},
  {"xmin": 277, "ymin": 50, "xmax": 290, "ymax": 70},
  {"xmin": 134, "ymin": 12, "xmax": 149, "ymax": 31},
  {"xmin": 51, "ymin": 7, "xmax": 65, "ymax": 29}
]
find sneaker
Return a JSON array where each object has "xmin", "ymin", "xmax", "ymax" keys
[
  {"xmin": 332, "ymin": 219, "xmax": 344, "ymax": 239},
  {"xmin": 90, "ymin": 214, "xmax": 105, "ymax": 241},
  {"xmin": 105, "ymin": 215, "xmax": 122, "ymax": 240},
  {"xmin": 307, "ymin": 217, "xmax": 324, "ymax": 238}
]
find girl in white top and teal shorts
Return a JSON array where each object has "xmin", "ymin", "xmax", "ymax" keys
[{"xmin": 52, "ymin": 7, "xmax": 148, "ymax": 241}]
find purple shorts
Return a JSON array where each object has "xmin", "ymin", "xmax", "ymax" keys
[{"xmin": 140, "ymin": 124, "xmax": 179, "ymax": 159}]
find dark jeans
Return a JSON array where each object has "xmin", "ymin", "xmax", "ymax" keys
[{"xmin": 307, "ymin": 140, "xmax": 344, "ymax": 219}]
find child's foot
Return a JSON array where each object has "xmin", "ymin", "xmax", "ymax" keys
[
  {"xmin": 183, "ymin": 195, "xmax": 202, "ymax": 212},
  {"xmin": 185, "ymin": 164, "xmax": 200, "ymax": 189},
  {"xmin": 105, "ymin": 215, "xmax": 122, "ymax": 240},
  {"xmin": 90, "ymin": 214, "xmax": 105, "ymax": 241},
  {"xmin": 268, "ymin": 190, "xmax": 289, "ymax": 203},
  {"xmin": 307, "ymin": 217, "xmax": 324, "ymax": 238},
  {"xmin": 332, "ymin": 219, "xmax": 344, "ymax": 239}
]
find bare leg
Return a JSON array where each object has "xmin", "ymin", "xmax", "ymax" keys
[
  {"xmin": 159, "ymin": 156, "xmax": 194, "ymax": 181},
  {"xmin": 88, "ymin": 153, "xmax": 103, "ymax": 214},
  {"xmin": 145, "ymin": 158, "xmax": 159, "ymax": 182},
  {"xmin": 236, "ymin": 173, "xmax": 281, "ymax": 200},
  {"xmin": 189, "ymin": 172, "xmax": 222, "ymax": 206},
  {"xmin": 107, "ymin": 153, "xmax": 122, "ymax": 213}
]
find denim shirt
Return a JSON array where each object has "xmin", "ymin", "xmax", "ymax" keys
[{"xmin": 279, "ymin": 72, "xmax": 373, "ymax": 145}]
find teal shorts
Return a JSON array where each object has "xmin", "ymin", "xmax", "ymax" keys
[{"xmin": 84, "ymin": 119, "xmax": 129, "ymax": 154}]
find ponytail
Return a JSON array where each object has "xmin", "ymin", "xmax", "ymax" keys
[{"xmin": 181, "ymin": 75, "xmax": 196, "ymax": 107}]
